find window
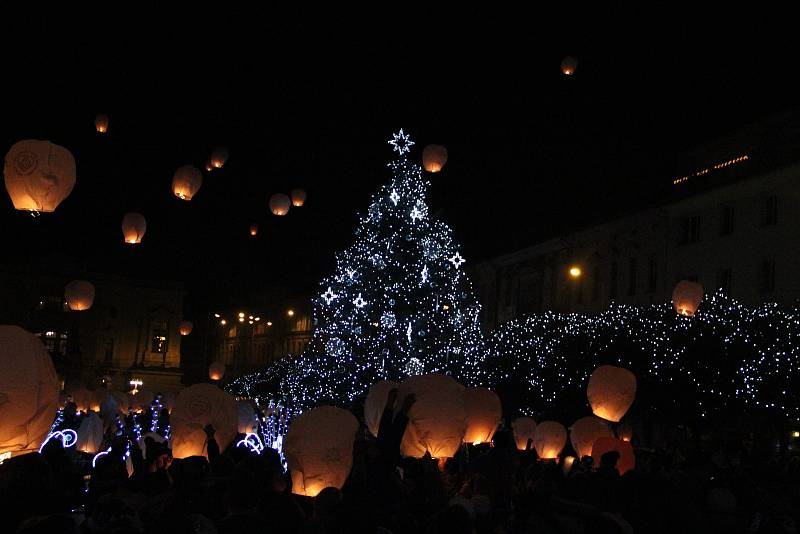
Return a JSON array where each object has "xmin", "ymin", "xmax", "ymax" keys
[
  {"xmin": 762, "ymin": 196, "xmax": 778, "ymax": 226},
  {"xmin": 759, "ymin": 260, "xmax": 775, "ymax": 293},
  {"xmin": 717, "ymin": 268, "xmax": 732, "ymax": 294},
  {"xmin": 592, "ymin": 265, "xmax": 601, "ymax": 302},
  {"xmin": 609, "ymin": 262, "xmax": 618, "ymax": 299},
  {"xmin": 680, "ymin": 216, "xmax": 701, "ymax": 244},
  {"xmin": 720, "ymin": 206, "xmax": 735, "ymax": 236},
  {"xmin": 648, "ymin": 255, "xmax": 658, "ymax": 293},
  {"xmin": 58, "ymin": 333, "xmax": 68, "ymax": 356},
  {"xmin": 104, "ymin": 338, "xmax": 114, "ymax": 363},
  {"xmin": 150, "ymin": 321, "xmax": 168, "ymax": 353},
  {"xmin": 628, "ymin": 258, "xmax": 638, "ymax": 296}
]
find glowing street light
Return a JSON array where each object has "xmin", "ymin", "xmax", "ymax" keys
[
  {"xmin": 569, "ymin": 266, "xmax": 582, "ymax": 279},
  {"xmin": 220, "ymin": 319, "xmax": 227, "ymax": 325},
  {"xmin": 287, "ymin": 309, "xmax": 295, "ymax": 317}
]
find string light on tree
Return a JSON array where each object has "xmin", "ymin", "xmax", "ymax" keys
[{"xmin": 449, "ymin": 252, "xmax": 465, "ymax": 269}]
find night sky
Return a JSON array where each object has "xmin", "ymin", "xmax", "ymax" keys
[{"xmin": 1, "ymin": 11, "xmax": 797, "ymax": 313}]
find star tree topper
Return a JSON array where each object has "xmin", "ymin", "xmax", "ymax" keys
[{"xmin": 388, "ymin": 128, "xmax": 415, "ymax": 156}]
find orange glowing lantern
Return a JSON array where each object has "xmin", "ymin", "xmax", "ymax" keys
[
  {"xmin": 591, "ymin": 437, "xmax": 635, "ymax": 475},
  {"xmin": 398, "ymin": 373, "xmax": 466, "ymax": 459},
  {"xmin": 128, "ymin": 389, "xmax": 153, "ymax": 413},
  {"xmin": 364, "ymin": 380, "xmax": 399, "ymax": 438},
  {"xmin": 463, "ymin": 387, "xmax": 502, "ymax": 445},
  {"xmin": 284, "ymin": 405, "xmax": 359, "ymax": 497},
  {"xmin": 209, "ymin": 361, "xmax": 225, "ymax": 381},
  {"xmin": 249, "ymin": 223, "xmax": 258, "ymax": 236},
  {"xmin": 290, "ymin": 189, "xmax": 306, "ymax": 207},
  {"xmin": 204, "ymin": 161, "xmax": 213, "ymax": 172},
  {"xmin": 512, "ymin": 417, "xmax": 537, "ymax": 451},
  {"xmin": 179, "ymin": 321, "xmax": 193, "ymax": 336},
  {"xmin": 172, "ymin": 165, "xmax": 203, "ymax": 201},
  {"xmin": 569, "ymin": 416, "xmax": 612, "ymax": 458},
  {"xmin": 422, "ymin": 144, "xmax": 448, "ymax": 173},
  {"xmin": 561, "ymin": 56, "xmax": 578, "ymax": 76},
  {"xmin": 95, "ymin": 114, "xmax": 109, "ymax": 133},
  {"xmin": 121, "ymin": 212, "xmax": 146, "ymax": 244},
  {"xmin": 171, "ymin": 383, "xmax": 237, "ymax": 459},
  {"xmin": 587, "ymin": 365, "xmax": 637, "ymax": 423},
  {"xmin": 269, "ymin": 193, "xmax": 291, "ymax": 216},
  {"xmin": 76, "ymin": 413, "xmax": 103, "ymax": 453},
  {"xmin": 672, "ymin": 280, "xmax": 704, "ymax": 317},
  {"xmin": 64, "ymin": 280, "xmax": 95, "ymax": 311},
  {"xmin": 617, "ymin": 422, "xmax": 633, "ymax": 442},
  {"xmin": 562, "ymin": 455, "xmax": 576, "ymax": 475},
  {"xmin": 70, "ymin": 388, "xmax": 93, "ymax": 413},
  {"xmin": 210, "ymin": 147, "xmax": 229, "ymax": 169},
  {"xmin": 4, "ymin": 139, "xmax": 76, "ymax": 213},
  {"xmin": 533, "ymin": 421, "xmax": 567, "ymax": 459}
]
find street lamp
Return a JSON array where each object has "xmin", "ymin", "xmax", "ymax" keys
[{"xmin": 569, "ymin": 266, "xmax": 582, "ymax": 279}]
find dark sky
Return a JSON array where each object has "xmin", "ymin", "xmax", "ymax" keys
[{"xmin": 1, "ymin": 10, "xmax": 797, "ymax": 312}]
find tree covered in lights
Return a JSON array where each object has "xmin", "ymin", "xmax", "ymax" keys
[{"xmin": 252, "ymin": 130, "xmax": 484, "ymax": 409}]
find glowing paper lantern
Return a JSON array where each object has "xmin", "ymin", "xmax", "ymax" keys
[
  {"xmin": 587, "ymin": 365, "xmax": 637, "ymax": 422},
  {"xmin": 90, "ymin": 388, "xmax": 111, "ymax": 413},
  {"xmin": 210, "ymin": 147, "xmax": 229, "ymax": 169},
  {"xmin": 204, "ymin": 161, "xmax": 213, "ymax": 172},
  {"xmin": 561, "ymin": 56, "xmax": 578, "ymax": 76},
  {"xmin": 70, "ymin": 388, "xmax": 93, "ymax": 413},
  {"xmin": 208, "ymin": 361, "xmax": 225, "ymax": 381},
  {"xmin": 364, "ymin": 380, "xmax": 399, "ymax": 437},
  {"xmin": 249, "ymin": 223, "xmax": 258, "ymax": 236},
  {"xmin": 95, "ymin": 114, "xmax": 109, "ymax": 133},
  {"xmin": 121, "ymin": 212, "xmax": 146, "ymax": 244},
  {"xmin": 4, "ymin": 139, "xmax": 76, "ymax": 213},
  {"xmin": 569, "ymin": 416, "xmax": 612, "ymax": 458},
  {"xmin": 179, "ymin": 321, "xmax": 193, "ymax": 336},
  {"xmin": 236, "ymin": 399, "xmax": 258, "ymax": 434},
  {"xmin": 269, "ymin": 193, "xmax": 291, "ymax": 216},
  {"xmin": 562, "ymin": 455, "xmax": 576, "ymax": 475},
  {"xmin": 171, "ymin": 383, "xmax": 237, "ymax": 459},
  {"xmin": 64, "ymin": 280, "xmax": 95, "ymax": 311},
  {"xmin": 672, "ymin": 280, "xmax": 704, "ymax": 317},
  {"xmin": 397, "ymin": 373, "xmax": 466, "ymax": 459},
  {"xmin": 284, "ymin": 405, "xmax": 359, "ymax": 497},
  {"xmin": 99, "ymin": 393, "xmax": 119, "ymax": 421},
  {"xmin": 128, "ymin": 389, "xmax": 153, "ymax": 413},
  {"xmin": 422, "ymin": 144, "xmax": 448, "ymax": 173},
  {"xmin": 76, "ymin": 413, "xmax": 103, "ymax": 453},
  {"xmin": 463, "ymin": 387, "xmax": 502, "ymax": 445},
  {"xmin": 617, "ymin": 422, "xmax": 633, "ymax": 442},
  {"xmin": 172, "ymin": 165, "xmax": 203, "ymax": 201},
  {"xmin": 532, "ymin": 421, "xmax": 567, "ymax": 459},
  {"xmin": 161, "ymin": 391, "xmax": 177, "ymax": 413},
  {"xmin": 591, "ymin": 437, "xmax": 635, "ymax": 475},
  {"xmin": 290, "ymin": 189, "xmax": 307, "ymax": 207},
  {"xmin": 512, "ymin": 417, "xmax": 538, "ymax": 451},
  {"xmin": 0, "ymin": 325, "xmax": 60, "ymax": 458}
]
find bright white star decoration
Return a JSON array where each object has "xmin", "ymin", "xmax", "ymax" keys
[
  {"xmin": 322, "ymin": 287, "xmax": 338, "ymax": 305},
  {"xmin": 449, "ymin": 252, "xmax": 466, "ymax": 269},
  {"xmin": 410, "ymin": 206, "xmax": 424, "ymax": 222},
  {"xmin": 389, "ymin": 189, "xmax": 400, "ymax": 206},
  {"xmin": 388, "ymin": 128, "xmax": 415, "ymax": 156},
  {"xmin": 353, "ymin": 293, "xmax": 367, "ymax": 308}
]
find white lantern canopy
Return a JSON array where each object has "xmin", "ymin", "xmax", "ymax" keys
[{"xmin": 4, "ymin": 140, "xmax": 76, "ymax": 213}]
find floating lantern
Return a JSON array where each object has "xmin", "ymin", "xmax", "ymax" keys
[
  {"xmin": 587, "ymin": 365, "xmax": 637, "ymax": 422},
  {"xmin": 463, "ymin": 387, "xmax": 502, "ymax": 445},
  {"xmin": 76, "ymin": 413, "xmax": 103, "ymax": 453},
  {"xmin": 398, "ymin": 373, "xmax": 466, "ymax": 459},
  {"xmin": 171, "ymin": 383, "xmax": 236, "ymax": 459},
  {"xmin": 617, "ymin": 422, "xmax": 633, "ymax": 442},
  {"xmin": 569, "ymin": 416, "xmax": 612, "ymax": 458},
  {"xmin": 562, "ymin": 455, "xmax": 576, "ymax": 475},
  {"xmin": 672, "ymin": 280, "xmax": 704, "ymax": 317},
  {"xmin": 269, "ymin": 193, "xmax": 291, "ymax": 216},
  {"xmin": 0, "ymin": 325, "xmax": 60, "ymax": 458},
  {"xmin": 532, "ymin": 420, "xmax": 567, "ymax": 459},
  {"xmin": 210, "ymin": 147, "xmax": 229, "ymax": 169},
  {"xmin": 591, "ymin": 437, "xmax": 635, "ymax": 475},
  {"xmin": 172, "ymin": 165, "xmax": 203, "ymax": 201},
  {"xmin": 284, "ymin": 405, "xmax": 359, "ymax": 497},
  {"xmin": 128, "ymin": 389, "xmax": 153, "ymax": 413},
  {"xmin": 209, "ymin": 361, "xmax": 225, "ymax": 381},
  {"xmin": 64, "ymin": 280, "xmax": 95, "ymax": 311},
  {"xmin": 561, "ymin": 56, "xmax": 578, "ymax": 76},
  {"xmin": 290, "ymin": 189, "xmax": 306, "ymax": 207},
  {"xmin": 95, "ymin": 114, "xmax": 109, "ymax": 133},
  {"xmin": 90, "ymin": 388, "xmax": 111, "ymax": 412},
  {"xmin": 179, "ymin": 321, "xmax": 193, "ymax": 336},
  {"xmin": 364, "ymin": 380, "xmax": 399, "ymax": 437},
  {"xmin": 422, "ymin": 144, "xmax": 448, "ymax": 173},
  {"xmin": 512, "ymin": 417, "xmax": 538, "ymax": 451},
  {"xmin": 236, "ymin": 399, "xmax": 259, "ymax": 434},
  {"xmin": 4, "ymin": 139, "xmax": 76, "ymax": 213},
  {"xmin": 204, "ymin": 161, "xmax": 213, "ymax": 172},
  {"xmin": 70, "ymin": 388, "xmax": 94, "ymax": 413},
  {"xmin": 121, "ymin": 212, "xmax": 146, "ymax": 244},
  {"xmin": 249, "ymin": 223, "xmax": 258, "ymax": 236}
]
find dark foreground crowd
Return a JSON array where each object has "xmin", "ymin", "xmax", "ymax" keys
[{"xmin": 1, "ymin": 393, "xmax": 799, "ymax": 534}]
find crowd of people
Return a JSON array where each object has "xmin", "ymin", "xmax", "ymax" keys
[{"xmin": 1, "ymin": 391, "xmax": 799, "ymax": 534}]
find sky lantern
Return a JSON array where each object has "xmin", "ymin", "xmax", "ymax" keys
[
  {"xmin": 512, "ymin": 417, "xmax": 537, "ymax": 451},
  {"xmin": 172, "ymin": 165, "xmax": 203, "ymax": 201},
  {"xmin": 209, "ymin": 361, "xmax": 225, "ymax": 381},
  {"xmin": 672, "ymin": 280, "xmax": 704, "ymax": 316},
  {"xmin": 422, "ymin": 144, "xmax": 448, "ymax": 173},
  {"xmin": 533, "ymin": 421, "xmax": 567, "ymax": 459},
  {"xmin": 236, "ymin": 399, "xmax": 258, "ymax": 434},
  {"xmin": 70, "ymin": 388, "xmax": 94, "ymax": 413},
  {"xmin": 269, "ymin": 193, "xmax": 291, "ymax": 216},
  {"xmin": 179, "ymin": 321, "xmax": 193, "ymax": 336},
  {"xmin": 204, "ymin": 161, "xmax": 213, "ymax": 172},
  {"xmin": 121, "ymin": 212, "xmax": 146, "ymax": 244},
  {"xmin": 587, "ymin": 365, "xmax": 637, "ymax": 422},
  {"xmin": 171, "ymin": 383, "xmax": 237, "ymax": 459},
  {"xmin": 617, "ymin": 422, "xmax": 633, "ymax": 442},
  {"xmin": 364, "ymin": 380, "xmax": 399, "ymax": 437},
  {"xmin": 128, "ymin": 389, "xmax": 153, "ymax": 413},
  {"xmin": 569, "ymin": 416, "xmax": 613, "ymax": 458},
  {"xmin": 462, "ymin": 387, "xmax": 502, "ymax": 445},
  {"xmin": 210, "ymin": 147, "xmax": 229, "ymax": 169},
  {"xmin": 284, "ymin": 405, "xmax": 359, "ymax": 497},
  {"xmin": 249, "ymin": 223, "xmax": 258, "ymax": 236},
  {"xmin": 90, "ymin": 388, "xmax": 111, "ymax": 412},
  {"xmin": 592, "ymin": 437, "xmax": 635, "ymax": 475},
  {"xmin": 4, "ymin": 139, "xmax": 76, "ymax": 213},
  {"xmin": 561, "ymin": 56, "xmax": 578, "ymax": 76},
  {"xmin": 95, "ymin": 114, "xmax": 109, "ymax": 133},
  {"xmin": 64, "ymin": 280, "xmax": 95, "ymax": 311},
  {"xmin": 0, "ymin": 325, "xmax": 60, "ymax": 458},
  {"xmin": 290, "ymin": 189, "xmax": 307, "ymax": 207},
  {"xmin": 398, "ymin": 373, "xmax": 466, "ymax": 459},
  {"xmin": 76, "ymin": 413, "xmax": 103, "ymax": 453}
]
